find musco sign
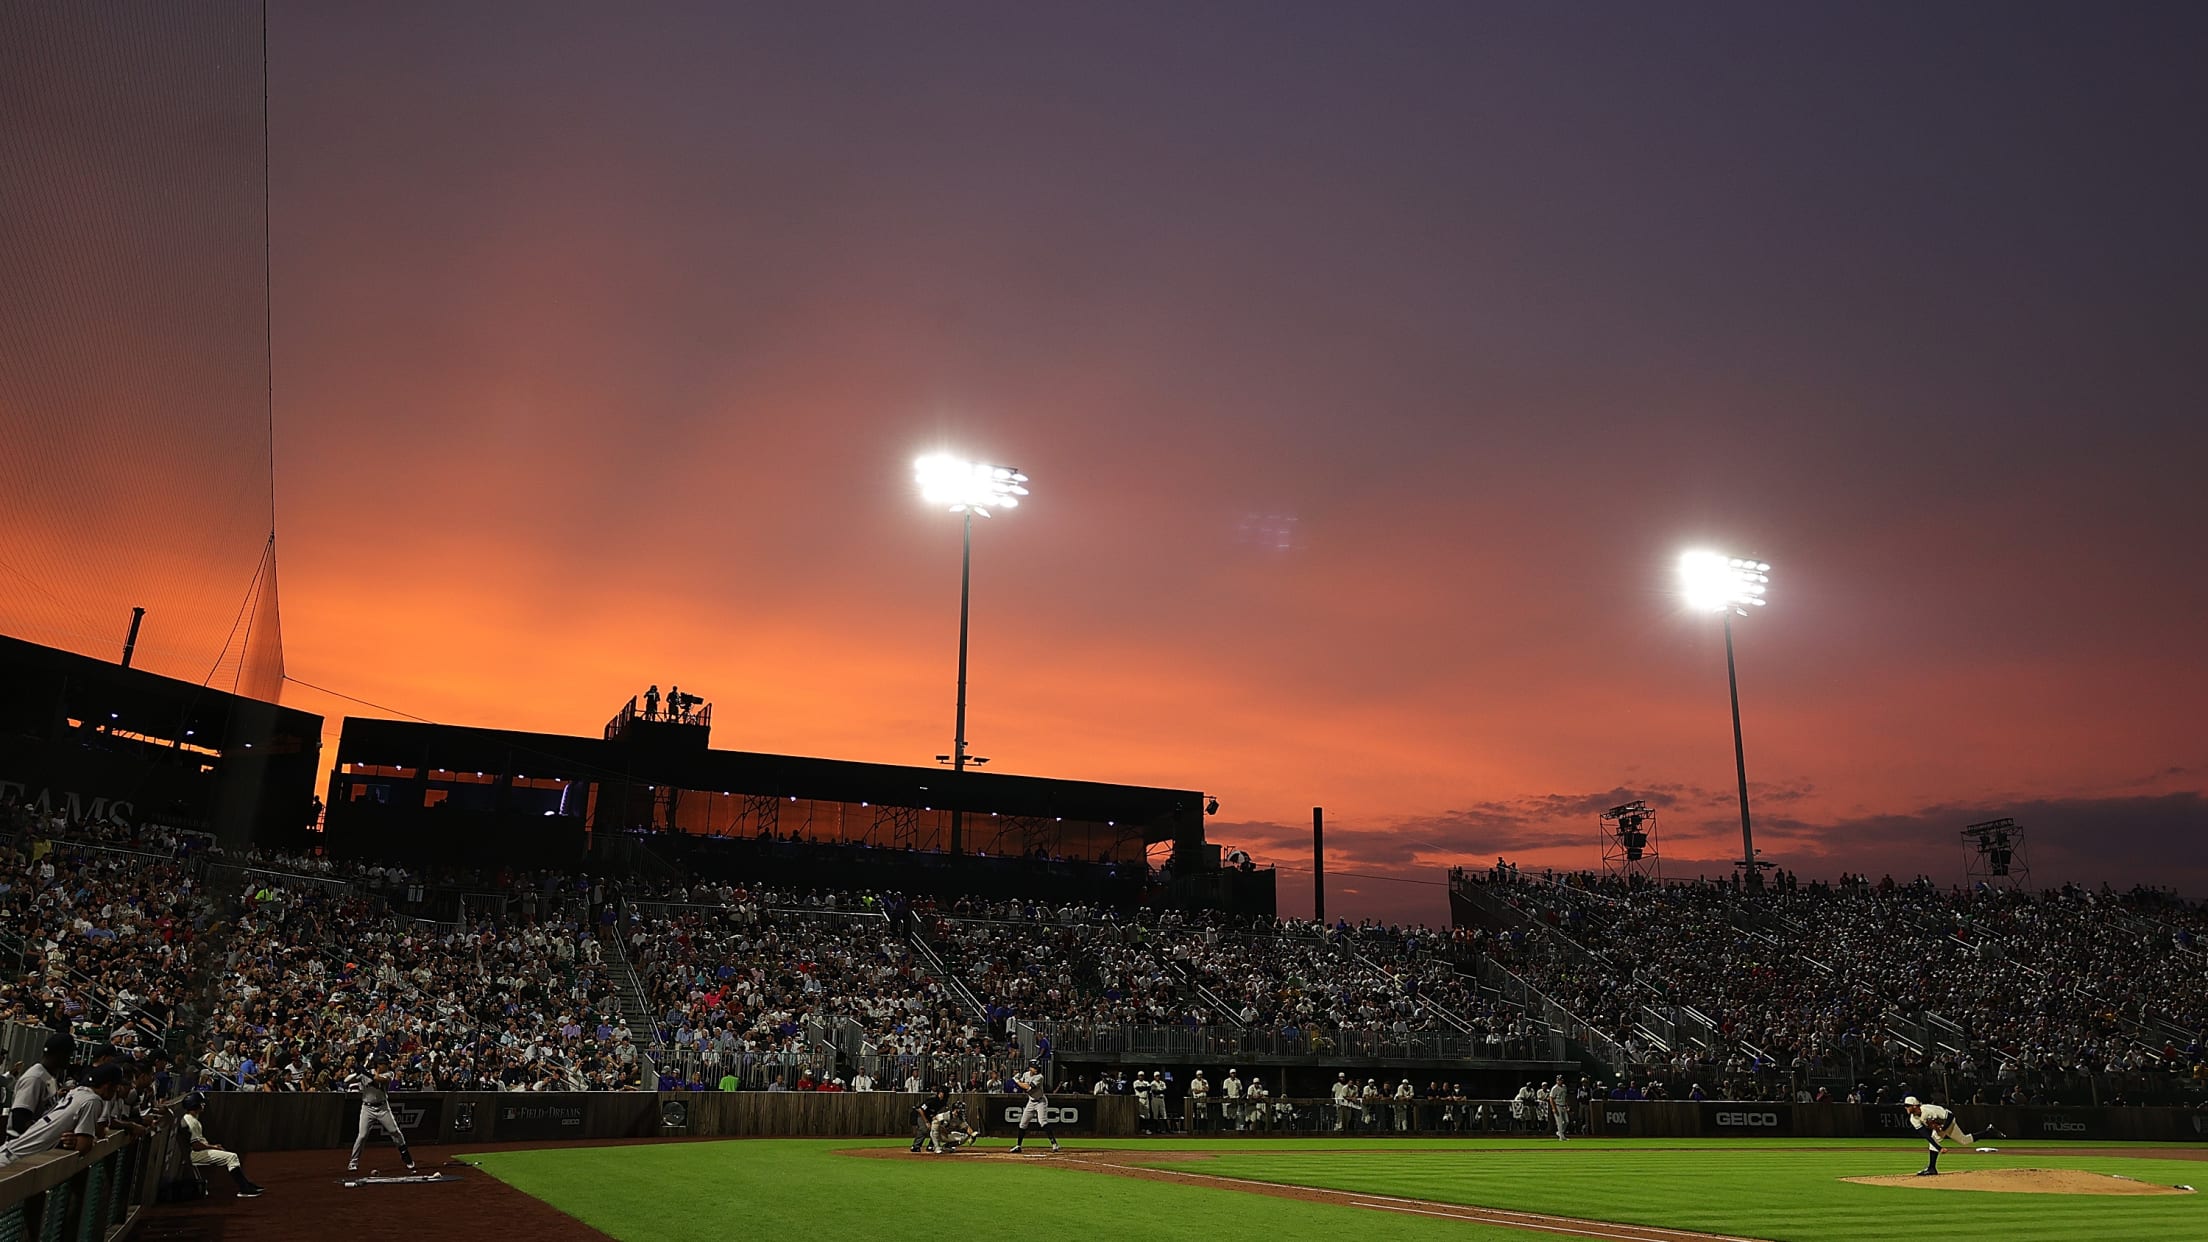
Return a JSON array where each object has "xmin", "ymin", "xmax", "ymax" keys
[{"xmin": 1702, "ymin": 1103, "xmax": 1792, "ymax": 1136}]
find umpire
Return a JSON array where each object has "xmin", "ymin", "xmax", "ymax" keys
[{"xmin": 911, "ymin": 1086, "xmax": 948, "ymax": 1153}]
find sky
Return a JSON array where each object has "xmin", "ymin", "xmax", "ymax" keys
[{"xmin": 7, "ymin": 2, "xmax": 2207, "ymax": 923}]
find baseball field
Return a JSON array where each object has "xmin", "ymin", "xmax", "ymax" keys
[{"xmin": 457, "ymin": 1137, "xmax": 2206, "ymax": 1242}]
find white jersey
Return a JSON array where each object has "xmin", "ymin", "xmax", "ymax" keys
[
  {"xmin": 1017, "ymin": 1070, "xmax": 1049, "ymax": 1101},
  {"xmin": 8, "ymin": 1065, "xmax": 58, "ymax": 1131},
  {"xmin": 1909, "ymin": 1102, "xmax": 1953, "ymax": 1131},
  {"xmin": 0, "ymin": 1086, "xmax": 102, "ymax": 1166}
]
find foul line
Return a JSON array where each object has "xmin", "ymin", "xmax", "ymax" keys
[{"xmin": 1051, "ymin": 1155, "xmax": 1768, "ymax": 1242}]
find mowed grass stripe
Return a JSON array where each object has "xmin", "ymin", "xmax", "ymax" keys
[
  {"xmin": 468, "ymin": 1140, "xmax": 1539, "ymax": 1242},
  {"xmin": 1177, "ymin": 1146, "xmax": 2208, "ymax": 1242}
]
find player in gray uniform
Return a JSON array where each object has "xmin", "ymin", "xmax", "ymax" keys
[
  {"xmin": 347, "ymin": 1059, "xmax": 416, "ymax": 1173},
  {"xmin": 1007, "ymin": 1060, "xmax": 1061, "ymax": 1154},
  {"xmin": 6, "ymin": 1033, "xmax": 70, "ymax": 1140},
  {"xmin": 0, "ymin": 1063, "xmax": 123, "ymax": 1167}
]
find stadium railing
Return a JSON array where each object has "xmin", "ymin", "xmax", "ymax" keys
[
  {"xmin": 1020, "ymin": 1020, "xmax": 1553, "ymax": 1062},
  {"xmin": 1158, "ymin": 1095, "xmax": 1557, "ymax": 1136}
]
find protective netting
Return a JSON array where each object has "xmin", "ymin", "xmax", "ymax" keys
[{"xmin": 0, "ymin": 0, "xmax": 281, "ymax": 699}]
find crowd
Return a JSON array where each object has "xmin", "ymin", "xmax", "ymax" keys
[
  {"xmin": 626, "ymin": 887, "xmax": 990, "ymax": 1090},
  {"xmin": 6, "ymin": 786, "xmax": 2206, "ymax": 1106},
  {"xmin": 0, "ymin": 816, "xmax": 211, "ymax": 1055},
  {"xmin": 1461, "ymin": 864, "xmax": 2208, "ymax": 1103},
  {"xmin": 196, "ymin": 862, "xmax": 647, "ymax": 1093}
]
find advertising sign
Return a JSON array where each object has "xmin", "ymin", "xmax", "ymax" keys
[
  {"xmin": 387, "ymin": 1094, "xmax": 444, "ymax": 1142},
  {"xmin": 990, "ymin": 1096, "xmax": 1095, "ymax": 1135},
  {"xmin": 1702, "ymin": 1103, "xmax": 1792, "ymax": 1135},
  {"xmin": 496, "ymin": 1096, "xmax": 588, "ymax": 1140}
]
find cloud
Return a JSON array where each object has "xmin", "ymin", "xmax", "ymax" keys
[{"xmin": 1222, "ymin": 788, "xmax": 2208, "ymax": 927}]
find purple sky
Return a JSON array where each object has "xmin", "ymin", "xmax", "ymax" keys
[{"xmin": 8, "ymin": 2, "xmax": 2205, "ymax": 923}]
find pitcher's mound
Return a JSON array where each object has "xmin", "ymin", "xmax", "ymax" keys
[{"xmin": 1845, "ymin": 1168, "xmax": 2196, "ymax": 1195}]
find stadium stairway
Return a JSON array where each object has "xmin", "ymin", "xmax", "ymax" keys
[{"xmin": 602, "ymin": 915, "xmax": 664, "ymax": 1081}]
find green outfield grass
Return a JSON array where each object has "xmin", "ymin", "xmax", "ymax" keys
[{"xmin": 467, "ymin": 1137, "xmax": 2208, "ymax": 1242}]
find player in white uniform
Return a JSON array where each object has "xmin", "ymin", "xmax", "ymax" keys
[
  {"xmin": 347, "ymin": 1059, "xmax": 417, "ymax": 1173},
  {"xmin": 1008, "ymin": 1061, "xmax": 1060, "ymax": 1153},
  {"xmin": 1550, "ymin": 1075, "xmax": 1572, "ymax": 1140},
  {"xmin": 0, "ymin": 1063, "xmax": 122, "ymax": 1167},
  {"xmin": 1903, "ymin": 1095, "xmax": 2002, "ymax": 1175},
  {"xmin": 180, "ymin": 1093, "xmax": 266, "ymax": 1197}
]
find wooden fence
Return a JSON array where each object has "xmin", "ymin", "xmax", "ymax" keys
[{"xmin": 199, "ymin": 1092, "xmax": 1138, "ymax": 1150}]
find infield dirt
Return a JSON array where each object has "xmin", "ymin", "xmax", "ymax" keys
[{"xmin": 1842, "ymin": 1167, "xmax": 2197, "ymax": 1195}]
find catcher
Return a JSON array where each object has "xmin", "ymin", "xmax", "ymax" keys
[
  {"xmin": 1903, "ymin": 1095, "xmax": 2003, "ymax": 1175},
  {"xmin": 929, "ymin": 1100, "xmax": 984, "ymax": 1154}
]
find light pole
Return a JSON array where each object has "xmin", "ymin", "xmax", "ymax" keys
[
  {"xmin": 1680, "ymin": 551, "xmax": 1770, "ymax": 886},
  {"xmin": 915, "ymin": 453, "xmax": 1029, "ymax": 855}
]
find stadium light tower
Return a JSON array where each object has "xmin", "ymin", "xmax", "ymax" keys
[
  {"xmin": 915, "ymin": 453, "xmax": 1029, "ymax": 855},
  {"xmin": 1679, "ymin": 550, "xmax": 1770, "ymax": 887}
]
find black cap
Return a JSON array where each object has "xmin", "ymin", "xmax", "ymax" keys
[
  {"xmin": 42, "ymin": 1032, "xmax": 73, "ymax": 1058},
  {"xmin": 88, "ymin": 1064, "xmax": 123, "ymax": 1088},
  {"xmin": 183, "ymin": 1092, "xmax": 207, "ymax": 1110}
]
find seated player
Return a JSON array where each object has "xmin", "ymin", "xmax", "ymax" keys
[{"xmin": 181, "ymin": 1094, "xmax": 267, "ymax": 1198}]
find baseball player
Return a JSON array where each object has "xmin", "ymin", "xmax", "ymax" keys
[
  {"xmin": 1903, "ymin": 1095, "xmax": 2002, "ymax": 1175},
  {"xmin": 347, "ymin": 1058, "xmax": 416, "ymax": 1173},
  {"xmin": 6, "ymin": 1033, "xmax": 69, "ymax": 1140},
  {"xmin": 1550, "ymin": 1075, "xmax": 1572, "ymax": 1141},
  {"xmin": 1008, "ymin": 1060, "xmax": 1060, "ymax": 1153},
  {"xmin": 180, "ymin": 1093, "xmax": 267, "ymax": 1197},
  {"xmin": 930, "ymin": 1100, "xmax": 982, "ymax": 1153},
  {"xmin": 0, "ymin": 1063, "xmax": 123, "ymax": 1168}
]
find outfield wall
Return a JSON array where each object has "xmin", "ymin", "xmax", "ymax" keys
[
  {"xmin": 1589, "ymin": 1100, "xmax": 2208, "ymax": 1142},
  {"xmin": 199, "ymin": 1092, "xmax": 1137, "ymax": 1151}
]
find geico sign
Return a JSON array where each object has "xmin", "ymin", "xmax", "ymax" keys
[
  {"xmin": 1714, "ymin": 1112, "xmax": 1780, "ymax": 1127},
  {"xmin": 1003, "ymin": 1106, "xmax": 1080, "ymax": 1125}
]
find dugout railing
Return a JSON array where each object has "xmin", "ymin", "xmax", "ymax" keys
[{"xmin": 0, "ymin": 1120, "xmax": 179, "ymax": 1241}]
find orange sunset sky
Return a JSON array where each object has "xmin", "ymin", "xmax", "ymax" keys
[{"xmin": 4, "ymin": 3, "xmax": 2204, "ymax": 923}]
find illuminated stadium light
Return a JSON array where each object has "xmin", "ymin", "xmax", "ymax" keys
[
  {"xmin": 1679, "ymin": 551, "xmax": 1770, "ymax": 616},
  {"xmin": 917, "ymin": 450, "xmax": 1031, "ymax": 855},
  {"xmin": 915, "ymin": 453, "xmax": 1028, "ymax": 517},
  {"xmin": 1679, "ymin": 548, "xmax": 1775, "ymax": 888}
]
